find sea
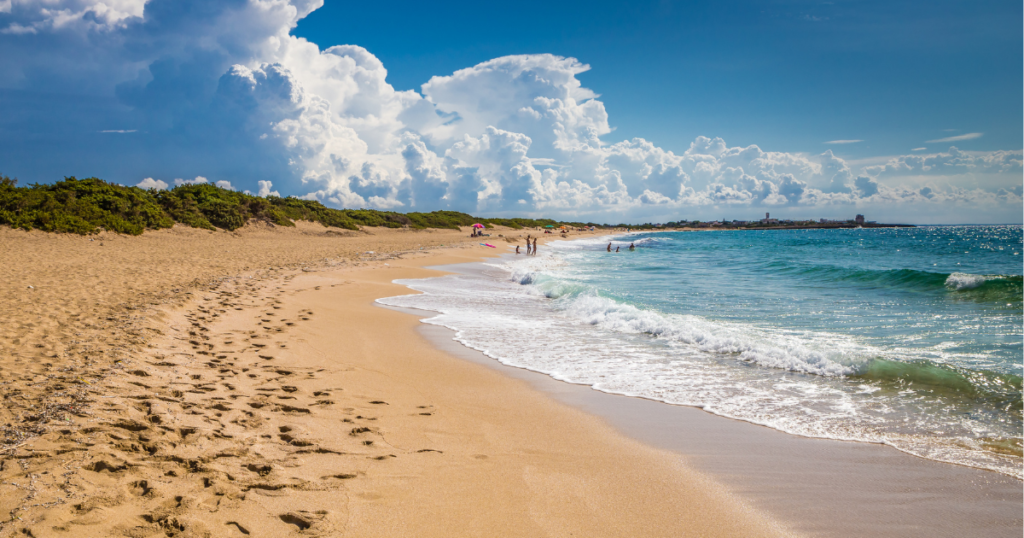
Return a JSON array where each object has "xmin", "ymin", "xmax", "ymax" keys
[{"xmin": 378, "ymin": 225, "xmax": 1023, "ymax": 478}]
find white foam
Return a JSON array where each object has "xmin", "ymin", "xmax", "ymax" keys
[
  {"xmin": 944, "ymin": 272, "xmax": 999, "ymax": 290},
  {"xmin": 375, "ymin": 246, "xmax": 1023, "ymax": 479},
  {"xmin": 560, "ymin": 292, "xmax": 859, "ymax": 376}
]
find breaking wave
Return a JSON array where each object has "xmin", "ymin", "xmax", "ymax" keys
[{"xmin": 768, "ymin": 263, "xmax": 1022, "ymax": 302}]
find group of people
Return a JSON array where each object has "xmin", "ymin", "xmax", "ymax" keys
[
  {"xmin": 516, "ymin": 236, "xmax": 635, "ymax": 255},
  {"xmin": 516, "ymin": 235, "xmax": 539, "ymax": 255},
  {"xmin": 607, "ymin": 242, "xmax": 636, "ymax": 253}
]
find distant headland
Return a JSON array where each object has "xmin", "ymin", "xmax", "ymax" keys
[{"xmin": 657, "ymin": 212, "xmax": 915, "ymax": 230}]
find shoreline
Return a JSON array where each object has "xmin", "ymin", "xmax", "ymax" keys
[
  {"xmin": 378, "ymin": 255, "xmax": 1022, "ymax": 537},
  {"xmin": 416, "ymin": 319, "xmax": 1024, "ymax": 537},
  {"xmin": 1, "ymin": 223, "xmax": 1018, "ymax": 537},
  {"xmin": 0, "ymin": 225, "xmax": 788, "ymax": 537},
  {"xmin": 380, "ymin": 236, "xmax": 1024, "ymax": 481}
]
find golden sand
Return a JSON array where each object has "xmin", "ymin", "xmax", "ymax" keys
[{"xmin": 0, "ymin": 223, "xmax": 790, "ymax": 537}]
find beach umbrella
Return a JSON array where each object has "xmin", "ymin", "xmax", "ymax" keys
[{"xmin": 472, "ymin": 223, "xmax": 484, "ymax": 228}]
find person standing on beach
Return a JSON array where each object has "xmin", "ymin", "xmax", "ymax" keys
[
  {"xmin": 516, "ymin": 245, "xmax": 520, "ymax": 254},
  {"xmin": 526, "ymin": 235, "xmax": 532, "ymax": 255}
]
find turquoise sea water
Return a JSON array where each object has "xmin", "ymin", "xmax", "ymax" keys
[{"xmin": 380, "ymin": 225, "xmax": 1023, "ymax": 477}]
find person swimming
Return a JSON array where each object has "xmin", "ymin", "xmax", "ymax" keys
[
  {"xmin": 615, "ymin": 246, "xmax": 620, "ymax": 252},
  {"xmin": 628, "ymin": 242, "xmax": 635, "ymax": 251}
]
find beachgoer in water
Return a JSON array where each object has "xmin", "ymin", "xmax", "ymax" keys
[
  {"xmin": 615, "ymin": 246, "xmax": 620, "ymax": 252},
  {"xmin": 532, "ymin": 238, "xmax": 538, "ymax": 255},
  {"xmin": 629, "ymin": 243, "xmax": 635, "ymax": 251},
  {"xmin": 526, "ymin": 235, "xmax": 532, "ymax": 255},
  {"xmin": 607, "ymin": 242, "xmax": 612, "ymax": 252},
  {"xmin": 516, "ymin": 245, "xmax": 520, "ymax": 254}
]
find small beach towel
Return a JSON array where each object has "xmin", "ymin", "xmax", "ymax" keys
[{"xmin": 480, "ymin": 243, "xmax": 496, "ymax": 248}]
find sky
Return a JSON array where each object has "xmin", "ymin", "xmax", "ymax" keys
[{"xmin": 0, "ymin": 0, "xmax": 1021, "ymax": 224}]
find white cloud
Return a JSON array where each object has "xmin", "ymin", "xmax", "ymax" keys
[
  {"xmin": 174, "ymin": 176, "xmax": 208, "ymax": 186},
  {"xmin": 215, "ymin": 180, "xmax": 234, "ymax": 190},
  {"xmin": 99, "ymin": 129, "xmax": 136, "ymax": 133},
  {"xmin": 136, "ymin": 177, "xmax": 168, "ymax": 190},
  {"xmin": 0, "ymin": 0, "xmax": 1020, "ymax": 224},
  {"xmin": 1, "ymin": 0, "xmax": 147, "ymax": 34},
  {"xmin": 911, "ymin": 147, "xmax": 926, "ymax": 151},
  {"xmin": 926, "ymin": 132, "xmax": 982, "ymax": 143},
  {"xmin": 863, "ymin": 146, "xmax": 1022, "ymax": 178},
  {"xmin": 258, "ymin": 180, "xmax": 280, "ymax": 198}
]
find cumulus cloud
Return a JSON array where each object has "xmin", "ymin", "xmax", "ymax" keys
[
  {"xmin": 1, "ymin": 0, "xmax": 146, "ymax": 34},
  {"xmin": 864, "ymin": 146, "xmax": 1022, "ymax": 178},
  {"xmin": 136, "ymin": 177, "xmax": 168, "ymax": 190},
  {"xmin": 0, "ymin": 0, "xmax": 1021, "ymax": 224},
  {"xmin": 174, "ymin": 176, "xmax": 208, "ymax": 186},
  {"xmin": 258, "ymin": 180, "xmax": 280, "ymax": 198}
]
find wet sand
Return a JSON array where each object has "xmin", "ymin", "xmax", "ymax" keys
[{"xmin": 384, "ymin": 259, "xmax": 1022, "ymax": 538}]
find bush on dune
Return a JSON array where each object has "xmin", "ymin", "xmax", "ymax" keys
[
  {"xmin": 155, "ymin": 184, "xmax": 297, "ymax": 231},
  {"xmin": 0, "ymin": 174, "xmax": 598, "ymax": 235},
  {"xmin": 0, "ymin": 175, "xmax": 173, "ymax": 235}
]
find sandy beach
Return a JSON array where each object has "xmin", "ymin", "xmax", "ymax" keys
[{"xmin": 0, "ymin": 223, "xmax": 789, "ymax": 537}]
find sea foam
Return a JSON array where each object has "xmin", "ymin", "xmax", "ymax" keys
[
  {"xmin": 945, "ymin": 272, "xmax": 997, "ymax": 290},
  {"xmin": 378, "ymin": 227, "xmax": 1023, "ymax": 479},
  {"xmin": 558, "ymin": 292, "xmax": 858, "ymax": 377}
]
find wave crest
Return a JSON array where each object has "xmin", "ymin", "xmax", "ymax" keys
[
  {"xmin": 561, "ymin": 293, "xmax": 859, "ymax": 377},
  {"xmin": 945, "ymin": 272, "xmax": 1015, "ymax": 290}
]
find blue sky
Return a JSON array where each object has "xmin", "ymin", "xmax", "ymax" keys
[
  {"xmin": 0, "ymin": 0, "xmax": 1021, "ymax": 223},
  {"xmin": 293, "ymin": 0, "xmax": 1022, "ymax": 159}
]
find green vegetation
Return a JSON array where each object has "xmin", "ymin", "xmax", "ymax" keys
[
  {"xmin": 0, "ymin": 175, "xmax": 173, "ymax": 235},
  {"xmin": 0, "ymin": 175, "xmax": 600, "ymax": 235}
]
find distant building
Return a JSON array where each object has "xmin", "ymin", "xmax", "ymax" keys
[
  {"xmin": 855, "ymin": 214, "xmax": 865, "ymax": 224},
  {"xmin": 761, "ymin": 212, "xmax": 778, "ymax": 224}
]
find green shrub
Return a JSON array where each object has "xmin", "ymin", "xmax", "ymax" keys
[
  {"xmin": 0, "ymin": 173, "xmax": 609, "ymax": 235},
  {"xmin": 0, "ymin": 175, "xmax": 174, "ymax": 235}
]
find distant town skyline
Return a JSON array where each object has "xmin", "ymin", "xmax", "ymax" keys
[{"xmin": 0, "ymin": 1, "xmax": 1020, "ymax": 224}]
